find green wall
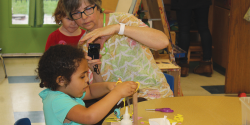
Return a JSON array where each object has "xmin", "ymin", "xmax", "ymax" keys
[{"xmin": 0, "ymin": 0, "xmax": 59, "ymax": 54}]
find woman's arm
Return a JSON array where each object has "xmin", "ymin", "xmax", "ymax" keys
[
  {"xmin": 83, "ymin": 82, "xmax": 115, "ymax": 100},
  {"xmin": 85, "ymin": 55, "xmax": 103, "ymax": 83},
  {"xmin": 122, "ymin": 24, "xmax": 169, "ymax": 50},
  {"xmin": 92, "ymin": 67, "xmax": 103, "ymax": 83},
  {"xmin": 80, "ymin": 24, "xmax": 169, "ymax": 50}
]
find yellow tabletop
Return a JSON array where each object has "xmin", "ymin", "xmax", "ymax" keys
[{"xmin": 104, "ymin": 96, "xmax": 242, "ymax": 125}]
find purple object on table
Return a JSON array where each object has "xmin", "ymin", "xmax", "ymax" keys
[{"xmin": 146, "ymin": 108, "xmax": 174, "ymax": 113}]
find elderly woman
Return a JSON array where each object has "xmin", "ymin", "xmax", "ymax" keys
[{"xmin": 63, "ymin": 0, "xmax": 173, "ymax": 100}]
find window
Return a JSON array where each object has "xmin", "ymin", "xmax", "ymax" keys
[
  {"xmin": 11, "ymin": 0, "xmax": 58, "ymax": 25},
  {"xmin": 43, "ymin": 0, "xmax": 58, "ymax": 24},
  {"xmin": 12, "ymin": 0, "xmax": 29, "ymax": 24}
]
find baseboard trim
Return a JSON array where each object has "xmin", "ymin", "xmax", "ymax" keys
[
  {"xmin": 2, "ymin": 53, "xmax": 42, "ymax": 57},
  {"xmin": 213, "ymin": 62, "xmax": 226, "ymax": 76}
]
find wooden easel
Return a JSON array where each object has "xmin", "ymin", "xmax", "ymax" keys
[{"xmin": 132, "ymin": 0, "xmax": 175, "ymax": 62}]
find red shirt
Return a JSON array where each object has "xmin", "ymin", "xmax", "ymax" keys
[{"xmin": 45, "ymin": 28, "xmax": 85, "ymax": 51}]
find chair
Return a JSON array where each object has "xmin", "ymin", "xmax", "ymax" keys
[
  {"xmin": 187, "ymin": 42, "xmax": 214, "ymax": 64},
  {"xmin": 163, "ymin": 73, "xmax": 174, "ymax": 94},
  {"xmin": 14, "ymin": 118, "xmax": 31, "ymax": 125},
  {"xmin": 187, "ymin": 42, "xmax": 203, "ymax": 64},
  {"xmin": 187, "ymin": 42, "xmax": 214, "ymax": 73},
  {"xmin": 0, "ymin": 48, "xmax": 7, "ymax": 78}
]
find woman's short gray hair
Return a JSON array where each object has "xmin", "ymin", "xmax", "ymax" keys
[{"xmin": 63, "ymin": 0, "xmax": 102, "ymax": 19}]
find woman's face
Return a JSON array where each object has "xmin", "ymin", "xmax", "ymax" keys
[{"xmin": 72, "ymin": 0, "xmax": 101, "ymax": 31}]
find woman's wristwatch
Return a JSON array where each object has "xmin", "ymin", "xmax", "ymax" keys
[{"xmin": 118, "ymin": 23, "xmax": 126, "ymax": 35}]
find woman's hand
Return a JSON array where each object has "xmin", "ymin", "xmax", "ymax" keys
[
  {"xmin": 79, "ymin": 24, "xmax": 119, "ymax": 49},
  {"xmin": 85, "ymin": 54, "xmax": 102, "ymax": 72}
]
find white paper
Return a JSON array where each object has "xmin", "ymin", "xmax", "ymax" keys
[{"xmin": 149, "ymin": 116, "xmax": 171, "ymax": 125}]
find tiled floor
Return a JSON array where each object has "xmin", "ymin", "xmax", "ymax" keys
[
  {"xmin": 0, "ymin": 57, "xmax": 237, "ymax": 124},
  {"xmin": 0, "ymin": 57, "xmax": 45, "ymax": 125}
]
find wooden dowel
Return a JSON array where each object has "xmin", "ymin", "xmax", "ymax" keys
[{"xmin": 133, "ymin": 92, "xmax": 138, "ymax": 125}]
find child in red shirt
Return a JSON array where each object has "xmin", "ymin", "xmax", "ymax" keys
[
  {"xmin": 45, "ymin": 0, "xmax": 85, "ymax": 51},
  {"xmin": 45, "ymin": 0, "xmax": 113, "ymax": 51}
]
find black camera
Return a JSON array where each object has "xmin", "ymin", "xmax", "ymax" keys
[{"xmin": 88, "ymin": 43, "xmax": 100, "ymax": 59}]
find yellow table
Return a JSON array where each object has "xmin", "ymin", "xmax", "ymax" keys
[{"xmin": 104, "ymin": 96, "xmax": 242, "ymax": 125}]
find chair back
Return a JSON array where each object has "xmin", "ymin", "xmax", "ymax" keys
[
  {"xmin": 163, "ymin": 73, "xmax": 174, "ymax": 94},
  {"xmin": 14, "ymin": 118, "xmax": 31, "ymax": 125}
]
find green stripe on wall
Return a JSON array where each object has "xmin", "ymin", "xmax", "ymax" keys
[{"xmin": 0, "ymin": 0, "xmax": 59, "ymax": 53}]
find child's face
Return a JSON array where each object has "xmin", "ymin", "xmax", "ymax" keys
[
  {"xmin": 64, "ymin": 59, "xmax": 89, "ymax": 98},
  {"xmin": 73, "ymin": 0, "xmax": 100, "ymax": 31},
  {"xmin": 61, "ymin": 16, "xmax": 79, "ymax": 33}
]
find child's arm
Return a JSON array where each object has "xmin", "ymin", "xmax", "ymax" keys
[{"xmin": 65, "ymin": 81, "xmax": 137, "ymax": 124}]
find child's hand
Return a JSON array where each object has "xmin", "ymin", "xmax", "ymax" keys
[{"xmin": 113, "ymin": 81, "xmax": 138, "ymax": 98}]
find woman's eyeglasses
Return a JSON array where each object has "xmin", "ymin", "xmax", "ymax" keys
[{"xmin": 70, "ymin": 4, "xmax": 97, "ymax": 20}]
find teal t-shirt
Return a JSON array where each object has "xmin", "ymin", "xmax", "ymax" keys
[{"xmin": 39, "ymin": 89, "xmax": 86, "ymax": 125}]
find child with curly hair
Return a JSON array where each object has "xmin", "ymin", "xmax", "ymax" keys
[{"xmin": 37, "ymin": 45, "xmax": 138, "ymax": 125}]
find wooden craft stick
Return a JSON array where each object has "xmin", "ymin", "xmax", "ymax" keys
[{"xmin": 133, "ymin": 92, "xmax": 138, "ymax": 125}]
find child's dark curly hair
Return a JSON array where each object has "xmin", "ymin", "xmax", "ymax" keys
[{"xmin": 36, "ymin": 45, "xmax": 85, "ymax": 90}]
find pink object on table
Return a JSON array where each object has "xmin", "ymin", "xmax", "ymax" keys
[{"xmin": 146, "ymin": 108, "xmax": 174, "ymax": 113}]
